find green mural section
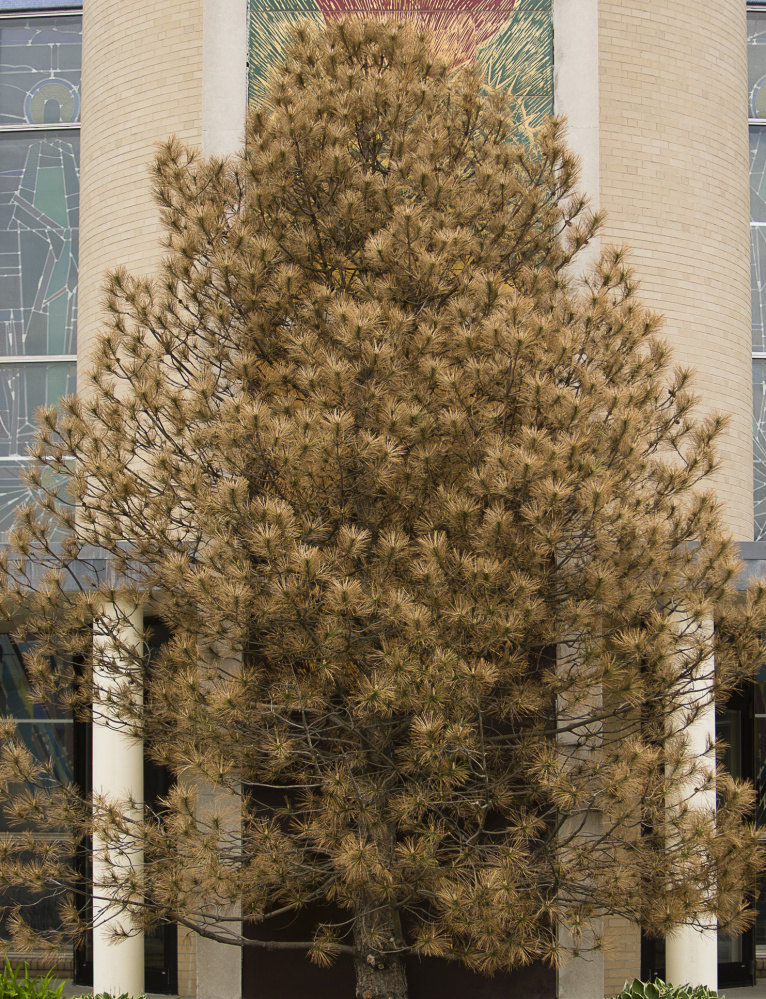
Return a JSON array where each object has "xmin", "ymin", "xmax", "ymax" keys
[{"xmin": 249, "ymin": 0, "xmax": 553, "ymax": 128}]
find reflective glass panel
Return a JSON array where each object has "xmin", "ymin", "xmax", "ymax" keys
[
  {"xmin": 0, "ymin": 360, "xmax": 75, "ymax": 456},
  {"xmin": 0, "ymin": 856, "xmax": 73, "ymax": 937},
  {"xmin": 0, "ymin": 1, "xmax": 81, "ymax": 10},
  {"xmin": 749, "ymin": 11, "xmax": 766, "ymax": 120},
  {"xmin": 751, "ymin": 126, "xmax": 766, "ymax": 354},
  {"xmin": 0, "ymin": 15, "xmax": 81, "ymax": 126},
  {"xmin": 754, "ymin": 360, "xmax": 766, "ymax": 540},
  {"xmin": 0, "ymin": 11, "xmax": 80, "ymax": 540},
  {"xmin": 0, "ymin": 634, "xmax": 73, "ymax": 834},
  {"xmin": 0, "ymin": 634, "xmax": 69, "ymax": 720},
  {"xmin": 0, "ymin": 458, "xmax": 69, "ymax": 534},
  {"xmin": 0, "ymin": 130, "xmax": 79, "ymax": 356},
  {"xmin": 0, "ymin": 126, "xmax": 78, "ymax": 536}
]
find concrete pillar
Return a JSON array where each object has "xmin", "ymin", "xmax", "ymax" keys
[
  {"xmin": 553, "ymin": 0, "xmax": 600, "ymax": 209},
  {"xmin": 553, "ymin": 13, "xmax": 604, "ymax": 993},
  {"xmin": 666, "ymin": 921, "xmax": 718, "ymax": 994},
  {"xmin": 92, "ymin": 600, "xmax": 145, "ymax": 997},
  {"xmin": 202, "ymin": 0, "xmax": 248, "ymax": 158},
  {"xmin": 555, "ymin": 633, "xmax": 605, "ymax": 999},
  {"xmin": 665, "ymin": 617, "xmax": 717, "ymax": 992},
  {"xmin": 196, "ymin": 7, "xmax": 248, "ymax": 999}
]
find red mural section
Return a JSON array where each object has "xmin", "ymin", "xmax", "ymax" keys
[{"xmin": 314, "ymin": 0, "xmax": 518, "ymax": 64}]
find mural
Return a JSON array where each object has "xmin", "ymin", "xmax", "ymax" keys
[{"xmin": 249, "ymin": 0, "xmax": 553, "ymax": 129}]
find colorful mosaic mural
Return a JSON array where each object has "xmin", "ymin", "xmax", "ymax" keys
[{"xmin": 249, "ymin": 0, "xmax": 553, "ymax": 128}]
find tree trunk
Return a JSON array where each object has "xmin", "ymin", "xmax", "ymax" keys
[{"xmin": 353, "ymin": 910, "xmax": 408, "ymax": 999}]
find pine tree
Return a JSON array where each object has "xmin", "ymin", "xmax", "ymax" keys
[{"xmin": 1, "ymin": 18, "xmax": 764, "ymax": 999}]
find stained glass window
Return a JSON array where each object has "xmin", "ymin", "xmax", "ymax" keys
[
  {"xmin": 0, "ymin": 132, "xmax": 79, "ymax": 356},
  {"xmin": 752, "ymin": 139, "xmax": 766, "ymax": 359},
  {"xmin": 0, "ymin": 10, "xmax": 80, "ymax": 538},
  {"xmin": 750, "ymin": 11, "xmax": 766, "ymax": 120},
  {"xmin": 751, "ymin": 126, "xmax": 766, "ymax": 541},
  {"xmin": 0, "ymin": 15, "xmax": 81, "ymax": 126},
  {"xmin": 0, "ymin": 1, "xmax": 80, "ymax": 9},
  {"xmin": 749, "ymin": 13, "xmax": 766, "ymax": 540}
]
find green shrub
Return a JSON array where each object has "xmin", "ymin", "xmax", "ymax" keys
[
  {"xmin": 610, "ymin": 979, "xmax": 721, "ymax": 999},
  {"xmin": 0, "ymin": 961, "xmax": 64, "ymax": 999}
]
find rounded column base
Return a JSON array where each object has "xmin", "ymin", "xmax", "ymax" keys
[{"xmin": 665, "ymin": 922, "xmax": 718, "ymax": 992}]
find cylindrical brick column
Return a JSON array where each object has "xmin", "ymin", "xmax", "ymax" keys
[
  {"xmin": 78, "ymin": 0, "xmax": 205, "ymax": 386},
  {"xmin": 598, "ymin": 0, "xmax": 752, "ymax": 541}
]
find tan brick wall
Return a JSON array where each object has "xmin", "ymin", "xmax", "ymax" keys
[
  {"xmin": 599, "ymin": 0, "xmax": 752, "ymax": 541},
  {"xmin": 603, "ymin": 915, "xmax": 641, "ymax": 997},
  {"xmin": 78, "ymin": 0, "xmax": 204, "ymax": 388},
  {"xmin": 177, "ymin": 924, "xmax": 197, "ymax": 997}
]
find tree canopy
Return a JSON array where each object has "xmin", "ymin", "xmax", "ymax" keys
[{"xmin": 0, "ymin": 18, "xmax": 764, "ymax": 999}]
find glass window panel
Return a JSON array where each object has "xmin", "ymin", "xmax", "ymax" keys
[
  {"xmin": 0, "ymin": 1, "xmax": 81, "ymax": 9},
  {"xmin": 0, "ymin": 635, "xmax": 71, "ymax": 721},
  {"xmin": 754, "ymin": 360, "xmax": 766, "ymax": 541},
  {"xmin": 750, "ymin": 11, "xmax": 766, "ymax": 119},
  {"xmin": 0, "ymin": 15, "xmax": 81, "ymax": 126},
  {"xmin": 0, "ymin": 360, "xmax": 75, "ymax": 457},
  {"xmin": 0, "ymin": 865, "xmax": 72, "ymax": 937},
  {"xmin": 0, "ymin": 9, "xmax": 80, "ymax": 538},
  {"xmin": 8, "ymin": 721, "xmax": 73, "ymax": 782},
  {"xmin": 718, "ymin": 709, "xmax": 745, "ymax": 963},
  {"xmin": 0, "ymin": 634, "xmax": 74, "ymax": 832},
  {"xmin": 750, "ymin": 126, "xmax": 766, "ymax": 225},
  {"xmin": 0, "ymin": 458, "xmax": 70, "ymax": 536},
  {"xmin": 753, "ymin": 226, "xmax": 766, "ymax": 353},
  {"xmin": 0, "ymin": 130, "xmax": 79, "ymax": 356},
  {"xmin": 0, "ymin": 849, "xmax": 74, "ymax": 946}
]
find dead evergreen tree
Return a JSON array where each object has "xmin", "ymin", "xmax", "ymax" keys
[{"xmin": 0, "ymin": 18, "xmax": 765, "ymax": 999}]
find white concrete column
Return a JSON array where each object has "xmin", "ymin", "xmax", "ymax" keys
[
  {"xmin": 553, "ymin": 0, "xmax": 601, "ymax": 276},
  {"xmin": 552, "ymin": 10, "xmax": 603, "ymax": 985},
  {"xmin": 92, "ymin": 600, "xmax": 145, "ymax": 997},
  {"xmin": 556, "ymin": 637, "xmax": 604, "ymax": 999},
  {"xmin": 202, "ymin": 0, "xmax": 249, "ymax": 157},
  {"xmin": 557, "ymin": 817, "xmax": 605, "ymax": 999},
  {"xmin": 197, "ymin": 8, "xmax": 248, "ymax": 997},
  {"xmin": 665, "ymin": 617, "xmax": 717, "ymax": 992},
  {"xmin": 553, "ymin": 0, "xmax": 599, "ymax": 208}
]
